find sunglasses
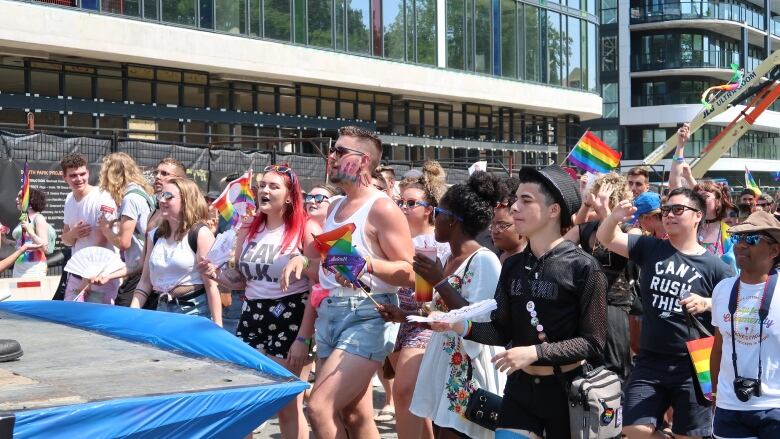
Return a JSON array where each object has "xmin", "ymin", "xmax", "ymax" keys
[
  {"xmin": 488, "ymin": 222, "xmax": 514, "ymax": 233},
  {"xmin": 329, "ymin": 144, "xmax": 367, "ymax": 157},
  {"xmin": 304, "ymin": 194, "xmax": 330, "ymax": 204},
  {"xmin": 433, "ymin": 207, "xmax": 463, "ymax": 221},
  {"xmin": 156, "ymin": 191, "xmax": 178, "ymax": 201},
  {"xmin": 496, "ymin": 195, "xmax": 518, "ymax": 209},
  {"xmin": 660, "ymin": 204, "xmax": 700, "ymax": 217},
  {"xmin": 732, "ymin": 233, "xmax": 777, "ymax": 246},
  {"xmin": 396, "ymin": 199, "xmax": 429, "ymax": 209},
  {"xmin": 265, "ymin": 165, "xmax": 297, "ymax": 184}
]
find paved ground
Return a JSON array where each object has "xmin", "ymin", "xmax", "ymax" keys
[{"xmin": 253, "ymin": 382, "xmax": 398, "ymax": 439}]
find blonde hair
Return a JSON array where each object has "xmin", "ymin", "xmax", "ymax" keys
[
  {"xmin": 99, "ymin": 152, "xmax": 154, "ymax": 206},
  {"xmin": 591, "ymin": 172, "xmax": 631, "ymax": 209},
  {"xmin": 158, "ymin": 177, "xmax": 209, "ymax": 240},
  {"xmin": 399, "ymin": 161, "xmax": 447, "ymax": 224}
]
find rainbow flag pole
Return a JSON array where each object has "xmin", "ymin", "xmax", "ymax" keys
[
  {"xmin": 19, "ymin": 159, "xmax": 30, "ymax": 222},
  {"xmin": 565, "ymin": 130, "xmax": 622, "ymax": 174}
]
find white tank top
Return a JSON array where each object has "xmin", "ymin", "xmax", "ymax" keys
[
  {"xmin": 240, "ymin": 224, "xmax": 307, "ymax": 300},
  {"xmin": 148, "ymin": 228, "xmax": 203, "ymax": 292},
  {"xmin": 318, "ymin": 191, "xmax": 397, "ymax": 294}
]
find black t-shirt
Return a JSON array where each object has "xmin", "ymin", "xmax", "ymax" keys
[{"xmin": 628, "ymin": 235, "xmax": 734, "ymax": 356}]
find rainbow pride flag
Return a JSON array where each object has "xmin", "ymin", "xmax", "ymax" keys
[
  {"xmin": 211, "ymin": 170, "xmax": 255, "ymax": 230},
  {"xmin": 745, "ymin": 166, "xmax": 762, "ymax": 196},
  {"xmin": 686, "ymin": 336, "xmax": 714, "ymax": 402},
  {"xmin": 568, "ymin": 131, "xmax": 622, "ymax": 174},
  {"xmin": 19, "ymin": 160, "xmax": 30, "ymax": 217}
]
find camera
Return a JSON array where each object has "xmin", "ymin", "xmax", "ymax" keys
[{"xmin": 733, "ymin": 377, "xmax": 762, "ymax": 402}]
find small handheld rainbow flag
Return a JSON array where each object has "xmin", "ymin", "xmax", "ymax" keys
[
  {"xmin": 686, "ymin": 336, "xmax": 714, "ymax": 402},
  {"xmin": 745, "ymin": 166, "xmax": 762, "ymax": 196},
  {"xmin": 19, "ymin": 160, "xmax": 30, "ymax": 220},
  {"xmin": 567, "ymin": 131, "xmax": 622, "ymax": 174},
  {"xmin": 211, "ymin": 170, "xmax": 255, "ymax": 230}
]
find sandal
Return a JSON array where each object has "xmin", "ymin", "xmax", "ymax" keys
[{"xmin": 374, "ymin": 409, "xmax": 395, "ymax": 423}]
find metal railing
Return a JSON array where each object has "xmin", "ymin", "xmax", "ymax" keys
[
  {"xmin": 632, "ymin": 49, "xmax": 740, "ymax": 72},
  {"xmin": 630, "ymin": 1, "xmax": 766, "ymax": 30}
]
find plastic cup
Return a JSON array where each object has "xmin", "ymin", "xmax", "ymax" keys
[{"xmin": 414, "ymin": 247, "xmax": 437, "ymax": 302}]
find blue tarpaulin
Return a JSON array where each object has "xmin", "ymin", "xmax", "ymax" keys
[{"xmin": 0, "ymin": 301, "xmax": 307, "ymax": 438}]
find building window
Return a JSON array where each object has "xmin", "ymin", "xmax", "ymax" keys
[
  {"xmin": 216, "ymin": 0, "xmax": 247, "ymax": 34},
  {"xmin": 446, "ymin": 0, "xmax": 465, "ymax": 69},
  {"xmin": 602, "ymin": 82, "xmax": 618, "ymax": 118},
  {"xmin": 567, "ymin": 16, "xmax": 581, "ymax": 88},
  {"xmin": 524, "ymin": 4, "xmax": 541, "ymax": 82},
  {"xmin": 601, "ymin": 35, "xmax": 616, "ymax": 72},
  {"xmin": 347, "ymin": 0, "xmax": 372, "ymax": 54},
  {"xmin": 601, "ymin": 0, "xmax": 616, "ymax": 24},
  {"xmin": 383, "ymin": 0, "xmax": 405, "ymax": 60},
  {"xmin": 161, "ymin": 0, "xmax": 197, "ymax": 26},
  {"xmin": 500, "ymin": 0, "xmax": 517, "ymax": 78},
  {"xmin": 265, "ymin": 0, "xmax": 292, "ymax": 41},
  {"xmin": 546, "ymin": 11, "xmax": 562, "ymax": 86},
  {"xmin": 308, "ymin": 0, "xmax": 333, "ymax": 47}
]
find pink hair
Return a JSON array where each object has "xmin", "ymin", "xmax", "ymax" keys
[{"xmin": 247, "ymin": 166, "xmax": 308, "ymax": 252}]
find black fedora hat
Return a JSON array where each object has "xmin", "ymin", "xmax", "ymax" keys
[{"xmin": 517, "ymin": 164, "xmax": 582, "ymax": 228}]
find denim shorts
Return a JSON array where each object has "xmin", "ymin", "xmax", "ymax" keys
[
  {"xmin": 315, "ymin": 292, "xmax": 399, "ymax": 362},
  {"xmin": 156, "ymin": 289, "xmax": 211, "ymax": 320},
  {"xmin": 713, "ymin": 407, "xmax": 780, "ymax": 439}
]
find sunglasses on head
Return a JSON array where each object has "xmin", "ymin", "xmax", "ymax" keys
[
  {"xmin": 496, "ymin": 195, "xmax": 518, "ymax": 209},
  {"xmin": 156, "ymin": 191, "xmax": 177, "ymax": 201},
  {"xmin": 329, "ymin": 144, "xmax": 367, "ymax": 157},
  {"xmin": 433, "ymin": 207, "xmax": 463, "ymax": 221},
  {"xmin": 660, "ymin": 204, "xmax": 700, "ymax": 217},
  {"xmin": 304, "ymin": 194, "xmax": 330, "ymax": 204},
  {"xmin": 732, "ymin": 233, "xmax": 778, "ymax": 246},
  {"xmin": 265, "ymin": 165, "xmax": 297, "ymax": 184},
  {"xmin": 396, "ymin": 199, "xmax": 429, "ymax": 209}
]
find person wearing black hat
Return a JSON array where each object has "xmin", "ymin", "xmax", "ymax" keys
[
  {"xmin": 710, "ymin": 211, "xmax": 780, "ymax": 439},
  {"xmin": 597, "ymin": 187, "xmax": 734, "ymax": 439},
  {"xmin": 431, "ymin": 164, "xmax": 608, "ymax": 438}
]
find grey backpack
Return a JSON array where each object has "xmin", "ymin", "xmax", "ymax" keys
[{"xmin": 565, "ymin": 366, "xmax": 623, "ymax": 439}]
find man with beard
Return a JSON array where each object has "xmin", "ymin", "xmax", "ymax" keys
[{"xmin": 306, "ymin": 126, "xmax": 415, "ymax": 439}]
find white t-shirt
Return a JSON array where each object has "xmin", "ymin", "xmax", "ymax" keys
[
  {"xmin": 239, "ymin": 224, "xmax": 306, "ymax": 300},
  {"xmin": 712, "ymin": 275, "xmax": 780, "ymax": 410},
  {"xmin": 63, "ymin": 187, "xmax": 118, "ymax": 254}
]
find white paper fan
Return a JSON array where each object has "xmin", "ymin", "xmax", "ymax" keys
[
  {"xmin": 207, "ymin": 228, "xmax": 237, "ymax": 267},
  {"xmin": 64, "ymin": 246, "xmax": 126, "ymax": 279}
]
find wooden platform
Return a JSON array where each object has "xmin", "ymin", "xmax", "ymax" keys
[{"xmin": 0, "ymin": 310, "xmax": 274, "ymax": 412}]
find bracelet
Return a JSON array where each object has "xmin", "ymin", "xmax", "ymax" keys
[
  {"xmin": 459, "ymin": 320, "xmax": 472, "ymax": 337},
  {"xmin": 133, "ymin": 288, "xmax": 150, "ymax": 298},
  {"xmin": 295, "ymin": 335, "xmax": 312, "ymax": 346},
  {"xmin": 300, "ymin": 255, "xmax": 310, "ymax": 270},
  {"xmin": 674, "ymin": 156, "xmax": 685, "ymax": 162}
]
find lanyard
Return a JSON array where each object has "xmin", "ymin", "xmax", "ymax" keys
[{"xmin": 727, "ymin": 270, "xmax": 777, "ymax": 380}]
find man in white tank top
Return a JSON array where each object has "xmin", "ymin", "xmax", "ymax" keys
[{"xmin": 307, "ymin": 126, "xmax": 415, "ymax": 439}]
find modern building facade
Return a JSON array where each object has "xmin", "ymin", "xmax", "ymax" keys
[
  {"xmin": 587, "ymin": 0, "xmax": 780, "ymax": 187},
  {"xmin": 0, "ymin": 0, "xmax": 601, "ymax": 168}
]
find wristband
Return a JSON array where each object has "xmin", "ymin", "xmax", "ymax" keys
[
  {"xmin": 295, "ymin": 336, "xmax": 312, "ymax": 346},
  {"xmin": 299, "ymin": 255, "xmax": 310, "ymax": 270},
  {"xmin": 459, "ymin": 320, "xmax": 472, "ymax": 337},
  {"xmin": 674, "ymin": 156, "xmax": 685, "ymax": 162}
]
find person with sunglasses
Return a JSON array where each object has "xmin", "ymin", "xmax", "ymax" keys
[
  {"xmin": 405, "ymin": 171, "xmax": 506, "ymax": 439},
  {"xmin": 306, "ymin": 126, "xmax": 415, "ymax": 439},
  {"xmin": 756, "ymin": 194, "xmax": 774, "ymax": 213},
  {"xmin": 147, "ymin": 157, "xmax": 186, "ymax": 232},
  {"xmin": 202, "ymin": 164, "xmax": 320, "ymax": 439},
  {"xmin": 305, "ymin": 184, "xmax": 340, "ymax": 227},
  {"xmin": 710, "ymin": 211, "xmax": 780, "ymax": 439},
  {"xmin": 598, "ymin": 187, "xmax": 735, "ymax": 439},
  {"xmin": 374, "ymin": 161, "xmax": 449, "ymax": 439},
  {"xmin": 491, "ymin": 178, "xmax": 526, "ymax": 264}
]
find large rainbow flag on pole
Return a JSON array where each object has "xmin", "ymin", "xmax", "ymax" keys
[
  {"xmin": 19, "ymin": 160, "xmax": 30, "ymax": 221},
  {"xmin": 211, "ymin": 170, "xmax": 255, "ymax": 230},
  {"xmin": 745, "ymin": 166, "xmax": 762, "ymax": 196},
  {"xmin": 567, "ymin": 131, "xmax": 622, "ymax": 174}
]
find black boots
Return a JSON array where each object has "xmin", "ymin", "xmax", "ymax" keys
[{"xmin": 0, "ymin": 340, "xmax": 22, "ymax": 362}]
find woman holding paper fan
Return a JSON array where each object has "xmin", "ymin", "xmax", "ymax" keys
[
  {"xmin": 128, "ymin": 177, "xmax": 222, "ymax": 327},
  {"xmin": 201, "ymin": 165, "xmax": 321, "ymax": 439},
  {"xmin": 403, "ymin": 171, "xmax": 506, "ymax": 439},
  {"xmin": 375, "ymin": 161, "xmax": 449, "ymax": 439}
]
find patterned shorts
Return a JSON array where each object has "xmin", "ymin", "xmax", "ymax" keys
[
  {"xmin": 394, "ymin": 287, "xmax": 432, "ymax": 351},
  {"xmin": 236, "ymin": 291, "xmax": 308, "ymax": 359}
]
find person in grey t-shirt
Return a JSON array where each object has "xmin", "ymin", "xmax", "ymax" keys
[{"xmin": 96, "ymin": 153, "xmax": 155, "ymax": 306}]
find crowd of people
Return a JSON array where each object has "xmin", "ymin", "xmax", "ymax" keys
[{"xmin": 2, "ymin": 123, "xmax": 780, "ymax": 439}]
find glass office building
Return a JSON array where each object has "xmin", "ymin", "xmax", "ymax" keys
[
  {"xmin": 0, "ymin": 0, "xmax": 601, "ymax": 164},
  {"xmin": 586, "ymin": 0, "xmax": 780, "ymax": 184}
]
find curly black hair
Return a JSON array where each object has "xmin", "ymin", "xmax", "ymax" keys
[{"xmin": 441, "ymin": 171, "xmax": 505, "ymax": 237}]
